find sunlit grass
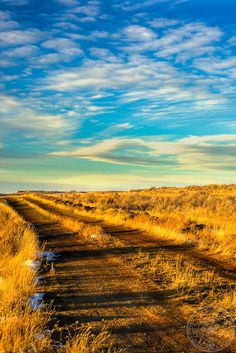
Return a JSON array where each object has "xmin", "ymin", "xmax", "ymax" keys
[{"xmin": 29, "ymin": 184, "xmax": 236, "ymax": 264}]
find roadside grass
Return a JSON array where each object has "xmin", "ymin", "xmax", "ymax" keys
[
  {"xmin": 0, "ymin": 200, "xmax": 52, "ymax": 353},
  {"xmin": 62, "ymin": 325, "xmax": 124, "ymax": 353},
  {"xmin": 128, "ymin": 250, "xmax": 218, "ymax": 295},
  {"xmin": 130, "ymin": 250, "xmax": 236, "ymax": 320},
  {"xmin": 0, "ymin": 305, "xmax": 52, "ymax": 353}
]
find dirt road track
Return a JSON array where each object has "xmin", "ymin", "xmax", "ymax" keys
[
  {"xmin": 25, "ymin": 196, "xmax": 236, "ymax": 281},
  {"xmin": 7, "ymin": 197, "xmax": 235, "ymax": 353}
]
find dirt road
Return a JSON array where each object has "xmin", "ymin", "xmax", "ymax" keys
[{"xmin": 7, "ymin": 197, "xmax": 235, "ymax": 353}]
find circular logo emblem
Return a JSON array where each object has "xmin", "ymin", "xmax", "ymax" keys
[{"xmin": 187, "ymin": 306, "xmax": 235, "ymax": 352}]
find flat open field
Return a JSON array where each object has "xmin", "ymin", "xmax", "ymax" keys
[{"xmin": 1, "ymin": 184, "xmax": 236, "ymax": 352}]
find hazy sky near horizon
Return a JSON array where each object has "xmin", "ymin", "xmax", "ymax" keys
[{"xmin": 0, "ymin": 0, "xmax": 236, "ymax": 192}]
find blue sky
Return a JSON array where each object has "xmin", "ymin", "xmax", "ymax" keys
[{"xmin": 0, "ymin": 0, "xmax": 236, "ymax": 192}]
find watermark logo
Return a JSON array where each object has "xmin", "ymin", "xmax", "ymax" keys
[{"xmin": 187, "ymin": 306, "xmax": 235, "ymax": 352}]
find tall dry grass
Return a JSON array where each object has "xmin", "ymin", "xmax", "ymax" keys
[
  {"xmin": 61, "ymin": 325, "xmax": 124, "ymax": 353},
  {"xmin": 32, "ymin": 184, "xmax": 236, "ymax": 264},
  {"xmin": 0, "ymin": 199, "xmax": 52, "ymax": 353}
]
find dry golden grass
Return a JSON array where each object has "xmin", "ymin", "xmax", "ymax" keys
[
  {"xmin": 0, "ymin": 305, "xmax": 52, "ymax": 353},
  {"xmin": 61, "ymin": 325, "xmax": 124, "ymax": 353},
  {"xmin": 0, "ymin": 200, "xmax": 52, "ymax": 353},
  {"xmin": 32, "ymin": 184, "xmax": 236, "ymax": 264},
  {"xmin": 23, "ymin": 198, "xmax": 109, "ymax": 245},
  {"xmin": 137, "ymin": 252, "xmax": 215, "ymax": 291},
  {"xmin": 219, "ymin": 290, "xmax": 236, "ymax": 314}
]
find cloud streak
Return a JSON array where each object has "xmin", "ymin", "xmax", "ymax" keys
[{"xmin": 50, "ymin": 134, "xmax": 236, "ymax": 172}]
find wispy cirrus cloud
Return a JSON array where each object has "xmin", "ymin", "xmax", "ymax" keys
[
  {"xmin": 121, "ymin": 23, "xmax": 222, "ymax": 59},
  {"xmin": 115, "ymin": 0, "xmax": 188, "ymax": 11},
  {"xmin": 50, "ymin": 138, "xmax": 173, "ymax": 166},
  {"xmin": 51, "ymin": 134, "xmax": 236, "ymax": 171},
  {"xmin": 42, "ymin": 50, "xmax": 227, "ymax": 112},
  {"xmin": 194, "ymin": 56, "xmax": 236, "ymax": 77}
]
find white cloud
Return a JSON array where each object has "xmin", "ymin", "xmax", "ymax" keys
[
  {"xmin": 51, "ymin": 138, "xmax": 156, "ymax": 166},
  {"xmin": 90, "ymin": 47, "xmax": 121, "ymax": 62},
  {"xmin": 122, "ymin": 23, "xmax": 222, "ymax": 59},
  {"xmin": 42, "ymin": 51, "xmax": 227, "ymax": 113},
  {"xmin": 35, "ymin": 38, "xmax": 83, "ymax": 65},
  {"xmin": 3, "ymin": 44, "xmax": 38, "ymax": 58},
  {"xmin": 0, "ymin": 94, "xmax": 69, "ymax": 137},
  {"xmin": 156, "ymin": 24, "xmax": 222, "ymax": 57},
  {"xmin": 180, "ymin": 134, "xmax": 236, "ymax": 145},
  {"xmin": 36, "ymin": 53, "xmax": 63, "ymax": 65},
  {"xmin": 116, "ymin": 123, "xmax": 133, "ymax": 129},
  {"xmin": 1, "ymin": 73, "xmax": 18, "ymax": 81},
  {"xmin": 43, "ymin": 56, "xmax": 175, "ymax": 92},
  {"xmin": 123, "ymin": 25, "xmax": 156, "ymax": 41},
  {"xmin": 42, "ymin": 38, "xmax": 83, "ymax": 56},
  {"xmin": 90, "ymin": 30, "xmax": 109, "ymax": 39},
  {"xmin": 98, "ymin": 122, "xmax": 134, "ymax": 137},
  {"xmin": 79, "ymin": 16, "xmax": 96, "ymax": 22},
  {"xmin": 194, "ymin": 56, "xmax": 236, "ymax": 75},
  {"xmin": 0, "ymin": 29, "xmax": 43, "ymax": 47},
  {"xmin": 73, "ymin": 4, "xmax": 99, "ymax": 17}
]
